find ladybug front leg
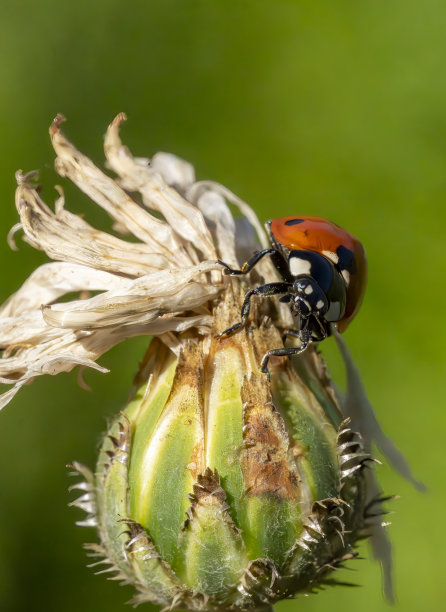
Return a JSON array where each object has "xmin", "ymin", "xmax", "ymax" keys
[
  {"xmin": 281, "ymin": 328, "xmax": 301, "ymax": 343},
  {"xmin": 217, "ymin": 282, "xmax": 292, "ymax": 338},
  {"xmin": 282, "ymin": 316, "xmax": 329, "ymax": 344},
  {"xmin": 282, "ymin": 328, "xmax": 322, "ymax": 343},
  {"xmin": 218, "ymin": 248, "xmax": 288, "ymax": 278},
  {"xmin": 260, "ymin": 336, "xmax": 310, "ymax": 381}
]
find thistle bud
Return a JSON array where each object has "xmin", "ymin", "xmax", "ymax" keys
[
  {"xmin": 1, "ymin": 115, "xmax": 412, "ymax": 609},
  {"xmin": 70, "ymin": 280, "xmax": 370, "ymax": 610}
]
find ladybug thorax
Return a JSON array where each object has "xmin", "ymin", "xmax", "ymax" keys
[
  {"xmin": 266, "ymin": 219, "xmax": 350, "ymax": 326},
  {"xmin": 288, "ymin": 250, "xmax": 347, "ymax": 323}
]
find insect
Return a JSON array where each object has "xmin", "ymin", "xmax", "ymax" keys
[{"xmin": 217, "ymin": 215, "xmax": 367, "ymax": 378}]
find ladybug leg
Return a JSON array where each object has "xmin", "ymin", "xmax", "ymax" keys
[
  {"xmin": 260, "ymin": 340, "xmax": 310, "ymax": 381},
  {"xmin": 217, "ymin": 282, "xmax": 292, "ymax": 338},
  {"xmin": 310, "ymin": 316, "xmax": 329, "ymax": 342},
  {"xmin": 281, "ymin": 328, "xmax": 301, "ymax": 343},
  {"xmin": 282, "ymin": 317, "xmax": 328, "ymax": 344},
  {"xmin": 218, "ymin": 248, "xmax": 288, "ymax": 277}
]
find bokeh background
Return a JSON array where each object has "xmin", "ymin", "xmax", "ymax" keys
[{"xmin": 0, "ymin": 1, "xmax": 444, "ymax": 610}]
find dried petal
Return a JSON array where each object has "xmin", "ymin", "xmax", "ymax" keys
[
  {"xmin": 104, "ymin": 113, "xmax": 216, "ymax": 261},
  {"xmin": 0, "ymin": 262, "xmax": 127, "ymax": 317},
  {"xmin": 50, "ymin": 114, "xmax": 190, "ymax": 264},
  {"xmin": 15, "ymin": 174, "xmax": 170, "ymax": 276},
  {"xmin": 42, "ymin": 262, "xmax": 221, "ymax": 329}
]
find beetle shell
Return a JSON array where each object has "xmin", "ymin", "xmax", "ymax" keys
[{"xmin": 268, "ymin": 216, "xmax": 367, "ymax": 332}]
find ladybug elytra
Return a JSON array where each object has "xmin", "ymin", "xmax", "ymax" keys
[{"xmin": 217, "ymin": 215, "xmax": 367, "ymax": 377}]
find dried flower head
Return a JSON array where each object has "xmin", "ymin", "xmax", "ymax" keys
[{"xmin": 0, "ymin": 114, "xmax": 424, "ymax": 609}]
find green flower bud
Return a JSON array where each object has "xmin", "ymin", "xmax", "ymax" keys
[
  {"xmin": 70, "ymin": 282, "xmax": 369, "ymax": 610},
  {"xmin": 2, "ymin": 115, "xmax": 417, "ymax": 608}
]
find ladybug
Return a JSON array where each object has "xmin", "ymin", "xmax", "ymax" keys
[{"xmin": 217, "ymin": 215, "xmax": 367, "ymax": 377}]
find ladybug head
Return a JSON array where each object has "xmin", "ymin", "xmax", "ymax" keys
[{"xmin": 290, "ymin": 277, "xmax": 329, "ymax": 320}]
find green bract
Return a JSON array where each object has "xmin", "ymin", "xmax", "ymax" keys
[{"xmin": 71, "ymin": 283, "xmax": 370, "ymax": 610}]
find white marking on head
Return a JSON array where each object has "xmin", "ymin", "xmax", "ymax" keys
[
  {"xmin": 341, "ymin": 270, "xmax": 351, "ymax": 286},
  {"xmin": 316, "ymin": 299, "xmax": 325, "ymax": 310},
  {"xmin": 289, "ymin": 256, "xmax": 312, "ymax": 277},
  {"xmin": 304, "ymin": 285, "xmax": 313, "ymax": 295},
  {"xmin": 322, "ymin": 250, "xmax": 339, "ymax": 264}
]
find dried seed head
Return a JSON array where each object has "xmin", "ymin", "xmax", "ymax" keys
[{"xmin": 1, "ymin": 115, "xmax": 423, "ymax": 607}]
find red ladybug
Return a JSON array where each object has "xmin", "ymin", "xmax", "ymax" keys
[{"xmin": 218, "ymin": 215, "xmax": 367, "ymax": 377}]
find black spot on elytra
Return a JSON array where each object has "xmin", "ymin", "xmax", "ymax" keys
[
  {"xmin": 336, "ymin": 245, "xmax": 356, "ymax": 273},
  {"xmin": 285, "ymin": 218, "xmax": 305, "ymax": 226}
]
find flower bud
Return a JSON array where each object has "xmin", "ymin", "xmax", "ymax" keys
[
  {"xmin": 2, "ymin": 115, "xmax": 418, "ymax": 607},
  {"xmin": 70, "ymin": 282, "xmax": 369, "ymax": 610}
]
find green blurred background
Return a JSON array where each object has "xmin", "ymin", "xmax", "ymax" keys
[{"xmin": 0, "ymin": 1, "xmax": 444, "ymax": 610}]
